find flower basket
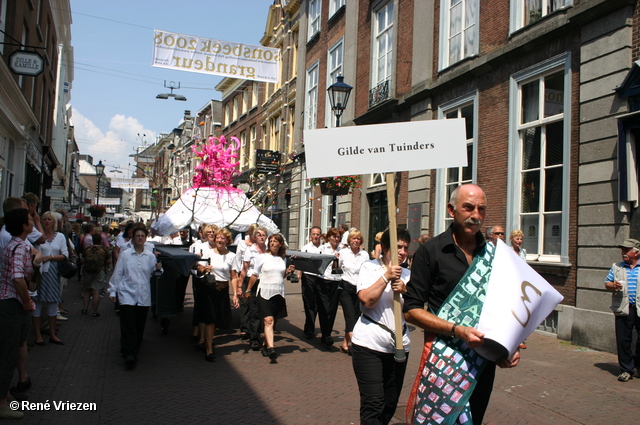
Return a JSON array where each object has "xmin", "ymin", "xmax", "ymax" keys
[
  {"xmin": 310, "ymin": 175, "xmax": 362, "ymax": 196},
  {"xmin": 320, "ymin": 181, "xmax": 350, "ymax": 196},
  {"xmin": 88, "ymin": 205, "xmax": 106, "ymax": 217}
]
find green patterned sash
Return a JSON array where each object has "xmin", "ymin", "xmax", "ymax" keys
[{"xmin": 407, "ymin": 243, "xmax": 495, "ymax": 425}]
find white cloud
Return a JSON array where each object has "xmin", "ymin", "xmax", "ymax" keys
[{"xmin": 71, "ymin": 108, "xmax": 156, "ymax": 177}]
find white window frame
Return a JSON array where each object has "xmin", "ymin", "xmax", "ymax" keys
[
  {"xmin": 308, "ymin": 0, "xmax": 321, "ymax": 40},
  {"xmin": 251, "ymin": 81, "xmax": 259, "ymax": 108},
  {"xmin": 509, "ymin": 0, "xmax": 573, "ymax": 33},
  {"xmin": 372, "ymin": 2, "xmax": 395, "ymax": 88},
  {"xmin": 507, "ymin": 53, "xmax": 571, "ymax": 264},
  {"xmin": 249, "ymin": 125, "xmax": 257, "ymax": 168},
  {"xmin": 299, "ymin": 167, "xmax": 314, "ymax": 247},
  {"xmin": 329, "ymin": 0, "xmax": 345, "ymax": 17},
  {"xmin": 434, "ymin": 92, "xmax": 478, "ymax": 235},
  {"xmin": 305, "ymin": 61, "xmax": 319, "ymax": 130},
  {"xmin": 325, "ymin": 38, "xmax": 344, "ymax": 128},
  {"xmin": 438, "ymin": 0, "xmax": 479, "ymax": 71},
  {"xmin": 370, "ymin": 173, "xmax": 386, "ymax": 187}
]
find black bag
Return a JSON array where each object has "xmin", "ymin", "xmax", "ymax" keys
[{"xmin": 59, "ymin": 257, "xmax": 78, "ymax": 279}]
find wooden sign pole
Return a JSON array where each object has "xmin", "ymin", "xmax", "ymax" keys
[{"xmin": 385, "ymin": 172, "xmax": 405, "ymax": 363}]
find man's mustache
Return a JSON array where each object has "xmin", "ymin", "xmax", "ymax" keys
[{"xmin": 464, "ymin": 218, "xmax": 482, "ymax": 225}]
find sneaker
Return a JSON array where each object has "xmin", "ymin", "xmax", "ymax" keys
[
  {"xmin": 0, "ymin": 403, "xmax": 24, "ymax": 420},
  {"xmin": 124, "ymin": 356, "xmax": 137, "ymax": 369},
  {"xmin": 56, "ymin": 314, "xmax": 68, "ymax": 321},
  {"xmin": 618, "ymin": 372, "xmax": 633, "ymax": 382},
  {"xmin": 16, "ymin": 377, "xmax": 31, "ymax": 392}
]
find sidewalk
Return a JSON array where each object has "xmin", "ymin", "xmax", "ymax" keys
[{"xmin": 13, "ymin": 275, "xmax": 640, "ymax": 424}]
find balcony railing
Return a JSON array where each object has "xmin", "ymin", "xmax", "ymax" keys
[{"xmin": 369, "ymin": 79, "xmax": 390, "ymax": 109}]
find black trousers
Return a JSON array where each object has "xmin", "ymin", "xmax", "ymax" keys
[
  {"xmin": 339, "ymin": 280, "xmax": 361, "ymax": 333},
  {"xmin": 238, "ymin": 276, "xmax": 250, "ymax": 334},
  {"xmin": 174, "ymin": 274, "xmax": 189, "ymax": 310},
  {"xmin": 0, "ymin": 299, "xmax": 24, "ymax": 397},
  {"xmin": 301, "ymin": 273, "xmax": 319, "ymax": 335},
  {"xmin": 317, "ymin": 278, "xmax": 340, "ymax": 339},
  {"xmin": 118, "ymin": 304, "xmax": 150, "ymax": 359},
  {"xmin": 615, "ymin": 305, "xmax": 640, "ymax": 373},
  {"xmin": 351, "ymin": 343, "xmax": 408, "ymax": 425},
  {"xmin": 469, "ymin": 360, "xmax": 496, "ymax": 424},
  {"xmin": 247, "ymin": 279, "xmax": 262, "ymax": 344}
]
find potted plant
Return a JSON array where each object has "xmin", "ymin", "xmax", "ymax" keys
[
  {"xmin": 309, "ymin": 175, "xmax": 362, "ymax": 196},
  {"xmin": 88, "ymin": 204, "xmax": 107, "ymax": 217}
]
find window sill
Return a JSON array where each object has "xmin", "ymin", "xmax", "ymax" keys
[{"xmin": 527, "ymin": 261, "xmax": 571, "ymax": 278}]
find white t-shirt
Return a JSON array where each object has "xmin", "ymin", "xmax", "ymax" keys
[
  {"xmin": 320, "ymin": 243, "xmax": 341, "ymax": 281},
  {"xmin": 351, "ymin": 260, "xmax": 411, "ymax": 354},
  {"xmin": 339, "ymin": 248, "xmax": 370, "ymax": 285},
  {"xmin": 254, "ymin": 254, "xmax": 286, "ymax": 300},
  {"xmin": 200, "ymin": 244, "xmax": 235, "ymax": 282},
  {"xmin": 243, "ymin": 244, "xmax": 266, "ymax": 277}
]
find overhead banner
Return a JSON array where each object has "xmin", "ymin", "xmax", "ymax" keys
[
  {"xmin": 110, "ymin": 178, "xmax": 149, "ymax": 189},
  {"xmin": 303, "ymin": 120, "xmax": 468, "ymax": 178},
  {"xmin": 152, "ymin": 29, "xmax": 280, "ymax": 83}
]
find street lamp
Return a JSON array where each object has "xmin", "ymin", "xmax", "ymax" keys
[
  {"xmin": 156, "ymin": 80, "xmax": 187, "ymax": 101},
  {"xmin": 95, "ymin": 160, "xmax": 105, "ymax": 205},
  {"xmin": 327, "ymin": 75, "xmax": 353, "ymax": 127}
]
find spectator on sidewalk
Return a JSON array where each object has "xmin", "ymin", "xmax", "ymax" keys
[
  {"xmin": 108, "ymin": 226, "xmax": 161, "ymax": 369},
  {"xmin": 0, "ymin": 208, "xmax": 37, "ymax": 420},
  {"xmin": 489, "ymin": 225, "xmax": 505, "ymax": 246},
  {"xmin": 82, "ymin": 234, "xmax": 110, "ymax": 317},
  {"xmin": 605, "ymin": 238, "xmax": 640, "ymax": 382}
]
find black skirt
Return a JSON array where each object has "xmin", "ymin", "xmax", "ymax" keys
[
  {"xmin": 257, "ymin": 293, "xmax": 287, "ymax": 320},
  {"xmin": 195, "ymin": 278, "xmax": 232, "ymax": 328}
]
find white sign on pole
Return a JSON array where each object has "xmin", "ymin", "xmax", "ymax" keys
[
  {"xmin": 152, "ymin": 30, "xmax": 280, "ymax": 83},
  {"xmin": 303, "ymin": 120, "xmax": 468, "ymax": 178}
]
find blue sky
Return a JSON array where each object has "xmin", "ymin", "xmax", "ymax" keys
[{"xmin": 69, "ymin": 0, "xmax": 273, "ymax": 178}]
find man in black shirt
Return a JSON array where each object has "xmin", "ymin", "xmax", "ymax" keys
[{"xmin": 404, "ymin": 184, "xmax": 520, "ymax": 423}]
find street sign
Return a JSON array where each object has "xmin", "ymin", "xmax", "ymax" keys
[
  {"xmin": 9, "ymin": 50, "xmax": 44, "ymax": 76},
  {"xmin": 46, "ymin": 188, "xmax": 66, "ymax": 198},
  {"xmin": 256, "ymin": 149, "xmax": 280, "ymax": 174},
  {"xmin": 52, "ymin": 202, "xmax": 70, "ymax": 210}
]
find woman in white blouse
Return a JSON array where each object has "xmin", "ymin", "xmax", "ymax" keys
[
  {"xmin": 338, "ymin": 229, "xmax": 370, "ymax": 354},
  {"xmin": 195, "ymin": 227, "xmax": 236, "ymax": 362},
  {"xmin": 242, "ymin": 226, "xmax": 268, "ymax": 351},
  {"xmin": 32, "ymin": 211, "xmax": 69, "ymax": 345},
  {"xmin": 246, "ymin": 233, "xmax": 294, "ymax": 360}
]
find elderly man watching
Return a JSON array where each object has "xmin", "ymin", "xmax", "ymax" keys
[{"xmin": 605, "ymin": 238, "xmax": 640, "ymax": 382}]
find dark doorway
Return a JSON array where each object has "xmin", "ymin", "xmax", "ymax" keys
[{"xmin": 367, "ymin": 190, "xmax": 388, "ymax": 253}]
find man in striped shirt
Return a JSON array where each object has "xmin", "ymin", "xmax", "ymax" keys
[{"xmin": 605, "ymin": 238, "xmax": 640, "ymax": 382}]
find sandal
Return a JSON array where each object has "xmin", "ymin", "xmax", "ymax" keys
[
  {"xmin": 92, "ymin": 312, "xmax": 100, "ymax": 317},
  {"xmin": 339, "ymin": 347, "xmax": 351, "ymax": 356},
  {"xmin": 81, "ymin": 309, "xmax": 88, "ymax": 314}
]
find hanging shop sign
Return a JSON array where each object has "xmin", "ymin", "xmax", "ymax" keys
[{"xmin": 9, "ymin": 51, "xmax": 44, "ymax": 77}]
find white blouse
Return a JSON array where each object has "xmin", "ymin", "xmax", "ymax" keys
[
  {"xmin": 339, "ymin": 248, "xmax": 370, "ymax": 285},
  {"xmin": 320, "ymin": 243, "xmax": 341, "ymax": 282},
  {"xmin": 38, "ymin": 232, "xmax": 69, "ymax": 274},
  {"xmin": 200, "ymin": 244, "xmax": 235, "ymax": 281},
  {"xmin": 254, "ymin": 254, "xmax": 287, "ymax": 300}
]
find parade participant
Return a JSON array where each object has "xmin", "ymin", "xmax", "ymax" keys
[
  {"xmin": 108, "ymin": 226, "xmax": 162, "ymax": 369},
  {"xmin": 32, "ymin": 211, "xmax": 69, "ymax": 346},
  {"xmin": 338, "ymin": 229, "xmax": 369, "ymax": 354},
  {"xmin": 298, "ymin": 226, "xmax": 323, "ymax": 339},
  {"xmin": 189, "ymin": 224, "xmax": 210, "ymax": 345},
  {"xmin": 605, "ymin": 238, "xmax": 640, "ymax": 382},
  {"xmin": 404, "ymin": 184, "xmax": 520, "ymax": 424},
  {"xmin": 510, "ymin": 229, "xmax": 527, "ymax": 260},
  {"xmin": 232, "ymin": 223, "xmax": 258, "ymax": 339},
  {"xmin": 0, "ymin": 208, "xmax": 36, "ymax": 420},
  {"xmin": 247, "ymin": 233, "xmax": 294, "ymax": 361},
  {"xmin": 318, "ymin": 227, "xmax": 342, "ymax": 346},
  {"xmin": 195, "ymin": 227, "xmax": 236, "ymax": 362},
  {"xmin": 351, "ymin": 228, "xmax": 411, "ymax": 425},
  {"xmin": 82, "ymin": 234, "xmax": 110, "ymax": 317},
  {"xmin": 242, "ymin": 226, "xmax": 268, "ymax": 350}
]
